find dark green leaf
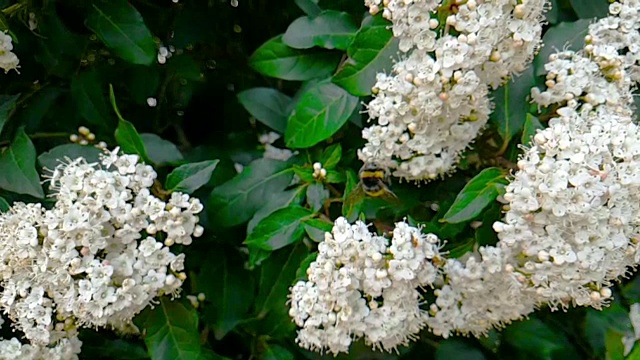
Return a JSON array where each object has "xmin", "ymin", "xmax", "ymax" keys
[
  {"xmin": 245, "ymin": 205, "xmax": 314, "ymax": 251},
  {"xmin": 86, "ymin": 0, "xmax": 156, "ymax": 65},
  {"xmin": 80, "ymin": 333, "xmax": 149, "ymax": 360},
  {"xmin": 140, "ymin": 297, "xmax": 201, "ymax": 360},
  {"xmin": 292, "ymin": 164, "xmax": 316, "ymax": 183},
  {"xmin": 295, "ymin": 0, "xmax": 321, "ymax": 17},
  {"xmin": 325, "ymin": 169, "xmax": 346, "ymax": 184},
  {"xmin": 436, "ymin": 339, "xmax": 487, "ymax": 360},
  {"xmin": 263, "ymin": 344, "xmax": 295, "ymax": 360},
  {"xmin": 332, "ymin": 14, "xmax": 399, "ymax": 96},
  {"xmin": 306, "ymin": 182, "xmax": 329, "ymax": 212},
  {"xmin": 521, "ymin": 114, "xmax": 544, "ymax": 145},
  {"xmin": 38, "ymin": 144, "xmax": 102, "ymax": 171},
  {"xmin": 237, "ymin": 88, "xmax": 292, "ymax": 133},
  {"xmin": 35, "ymin": 9, "xmax": 87, "ymax": 77},
  {"xmin": 502, "ymin": 319, "xmax": 579, "ymax": 360},
  {"xmin": 209, "ymin": 158, "xmax": 295, "ymax": 227},
  {"xmin": 569, "ymin": 0, "xmax": 609, "ymax": 19},
  {"xmin": 0, "ymin": 94, "xmax": 19, "ymax": 137},
  {"xmin": 285, "ymin": 81, "xmax": 358, "ymax": 148},
  {"xmin": 303, "ymin": 218, "xmax": 332, "ymax": 242},
  {"xmin": 489, "ymin": 66, "xmax": 535, "ymax": 145},
  {"xmin": 0, "ymin": 128, "xmax": 44, "ymax": 198},
  {"xmin": 200, "ymin": 250, "xmax": 254, "ymax": 339},
  {"xmin": 127, "ymin": 66, "xmax": 161, "ymax": 105},
  {"xmin": 584, "ymin": 302, "xmax": 633, "ymax": 359},
  {"xmin": 320, "ymin": 144, "xmax": 341, "ymax": 169},
  {"xmin": 535, "ymin": 19, "xmax": 591, "ymax": 76},
  {"xmin": 0, "ymin": 197, "xmax": 9, "ymax": 212},
  {"xmin": 165, "ymin": 160, "xmax": 219, "ymax": 194},
  {"xmin": 256, "ymin": 242, "xmax": 309, "ymax": 318},
  {"xmin": 115, "ymin": 119, "xmax": 151, "ymax": 164},
  {"xmin": 295, "ymin": 252, "xmax": 318, "ymax": 281},
  {"xmin": 17, "ymin": 88, "xmax": 64, "ymax": 133},
  {"xmin": 141, "ymin": 134, "xmax": 184, "ymax": 166},
  {"xmin": 249, "ymin": 35, "xmax": 341, "ymax": 81},
  {"xmin": 71, "ymin": 70, "xmax": 112, "ymax": 130},
  {"xmin": 283, "ymin": 11, "xmax": 357, "ymax": 51},
  {"xmin": 247, "ymin": 187, "xmax": 306, "ymax": 233},
  {"xmin": 442, "ymin": 168, "xmax": 507, "ymax": 224}
]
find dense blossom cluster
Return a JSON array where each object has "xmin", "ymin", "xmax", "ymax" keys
[
  {"xmin": 0, "ymin": 147, "xmax": 203, "ymax": 353},
  {"xmin": 0, "ymin": 31, "xmax": 19, "ymax": 73},
  {"xmin": 359, "ymin": 0, "xmax": 547, "ymax": 181},
  {"xmin": 0, "ymin": 337, "xmax": 82, "ymax": 360},
  {"xmin": 288, "ymin": 217, "xmax": 444, "ymax": 355}
]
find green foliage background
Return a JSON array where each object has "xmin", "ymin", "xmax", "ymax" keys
[{"xmin": 0, "ymin": 0, "xmax": 639, "ymax": 359}]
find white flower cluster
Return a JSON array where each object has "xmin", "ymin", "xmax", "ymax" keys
[
  {"xmin": 288, "ymin": 217, "xmax": 444, "ymax": 355},
  {"xmin": 360, "ymin": 0, "xmax": 547, "ymax": 181},
  {"xmin": 0, "ymin": 337, "xmax": 81, "ymax": 360},
  {"xmin": 0, "ymin": 31, "xmax": 19, "ymax": 74},
  {"xmin": 0, "ymin": 147, "xmax": 203, "ymax": 350}
]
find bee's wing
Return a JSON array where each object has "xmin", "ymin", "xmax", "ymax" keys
[
  {"xmin": 378, "ymin": 182, "xmax": 401, "ymax": 206},
  {"xmin": 343, "ymin": 183, "xmax": 365, "ymax": 221}
]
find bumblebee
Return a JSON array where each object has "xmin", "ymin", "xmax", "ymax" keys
[{"xmin": 344, "ymin": 162, "xmax": 399, "ymax": 210}]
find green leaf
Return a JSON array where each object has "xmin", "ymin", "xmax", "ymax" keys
[
  {"xmin": 442, "ymin": 168, "xmax": 508, "ymax": 224},
  {"xmin": 86, "ymin": 0, "xmax": 156, "ymax": 65},
  {"xmin": 71, "ymin": 70, "xmax": 112, "ymax": 130},
  {"xmin": 263, "ymin": 344, "xmax": 295, "ymax": 360},
  {"xmin": 285, "ymin": 81, "xmax": 358, "ymax": 148},
  {"xmin": 79, "ymin": 334, "xmax": 149, "ymax": 360},
  {"xmin": 245, "ymin": 205, "xmax": 314, "ymax": 251},
  {"xmin": 521, "ymin": 114, "xmax": 544, "ymax": 145},
  {"xmin": 489, "ymin": 66, "xmax": 535, "ymax": 145},
  {"xmin": 303, "ymin": 218, "xmax": 333, "ymax": 242},
  {"xmin": 503, "ymin": 319, "xmax": 579, "ymax": 360},
  {"xmin": 0, "ymin": 197, "xmax": 9, "ymax": 212},
  {"xmin": 436, "ymin": 339, "xmax": 487, "ymax": 360},
  {"xmin": 569, "ymin": 0, "xmax": 609, "ymax": 19},
  {"xmin": 140, "ymin": 297, "xmax": 201, "ymax": 360},
  {"xmin": 283, "ymin": 11, "xmax": 357, "ymax": 51},
  {"xmin": 0, "ymin": 129, "xmax": 44, "ymax": 198},
  {"xmin": 200, "ymin": 249, "xmax": 254, "ymax": 339},
  {"xmin": 332, "ymin": 14, "xmax": 399, "ymax": 96},
  {"xmin": 0, "ymin": 94, "xmax": 19, "ymax": 138},
  {"xmin": 38, "ymin": 144, "xmax": 102, "ymax": 171},
  {"xmin": 534, "ymin": 19, "xmax": 591, "ymax": 76},
  {"xmin": 295, "ymin": 252, "xmax": 318, "ymax": 280},
  {"xmin": 627, "ymin": 343, "xmax": 640, "ymax": 360},
  {"xmin": 209, "ymin": 158, "xmax": 295, "ymax": 227},
  {"xmin": 584, "ymin": 302, "xmax": 633, "ymax": 359},
  {"xmin": 111, "ymin": 86, "xmax": 152, "ymax": 164},
  {"xmin": 247, "ymin": 187, "xmax": 306, "ymax": 234},
  {"xmin": 305, "ymin": 182, "xmax": 329, "ymax": 212},
  {"xmin": 141, "ymin": 134, "xmax": 184, "ymax": 166},
  {"xmin": 320, "ymin": 143, "xmax": 342, "ymax": 169},
  {"xmin": 35, "ymin": 9, "xmax": 87, "ymax": 77},
  {"xmin": 294, "ymin": 0, "xmax": 321, "ymax": 17},
  {"xmin": 342, "ymin": 169, "xmax": 362, "ymax": 222},
  {"xmin": 249, "ymin": 35, "xmax": 341, "ymax": 81},
  {"xmin": 237, "ymin": 88, "xmax": 292, "ymax": 133},
  {"xmin": 165, "ymin": 160, "xmax": 219, "ymax": 194},
  {"xmin": 605, "ymin": 329, "xmax": 625, "ymax": 360},
  {"xmin": 16, "ymin": 88, "xmax": 63, "ymax": 132},
  {"xmin": 255, "ymin": 242, "xmax": 309, "ymax": 318}
]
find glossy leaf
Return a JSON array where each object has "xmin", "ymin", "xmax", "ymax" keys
[
  {"xmin": 255, "ymin": 242, "xmax": 309, "ymax": 318},
  {"xmin": 86, "ymin": 0, "xmax": 156, "ymax": 65},
  {"xmin": 489, "ymin": 66, "xmax": 536, "ymax": 145},
  {"xmin": 141, "ymin": 134, "xmax": 184, "ymax": 166},
  {"xmin": 294, "ymin": 0, "xmax": 321, "ymax": 17},
  {"xmin": 302, "ymin": 218, "xmax": 332, "ymax": 242},
  {"xmin": 442, "ymin": 168, "xmax": 508, "ymax": 224},
  {"xmin": 237, "ymin": 88, "xmax": 292, "ymax": 133},
  {"xmin": 521, "ymin": 113, "xmax": 544, "ymax": 145},
  {"xmin": 71, "ymin": 70, "xmax": 112, "ymax": 130},
  {"xmin": 247, "ymin": 187, "xmax": 306, "ymax": 233},
  {"xmin": 285, "ymin": 81, "xmax": 358, "ymax": 148},
  {"xmin": 165, "ymin": 160, "xmax": 219, "ymax": 194},
  {"xmin": 209, "ymin": 158, "xmax": 295, "ymax": 227},
  {"xmin": 283, "ymin": 11, "xmax": 357, "ymax": 50},
  {"xmin": 535, "ymin": 19, "xmax": 591, "ymax": 76},
  {"xmin": 201, "ymin": 250, "xmax": 254, "ymax": 339},
  {"xmin": 584, "ymin": 302, "xmax": 632, "ymax": 359},
  {"xmin": 0, "ymin": 128, "xmax": 44, "ymax": 198},
  {"xmin": 435, "ymin": 339, "xmax": 486, "ymax": 360},
  {"xmin": 111, "ymin": 86, "xmax": 152, "ymax": 164},
  {"xmin": 140, "ymin": 297, "xmax": 201, "ymax": 360},
  {"xmin": 245, "ymin": 205, "xmax": 314, "ymax": 251},
  {"xmin": 38, "ymin": 144, "xmax": 102, "ymax": 171},
  {"xmin": 0, "ymin": 197, "xmax": 9, "ymax": 212},
  {"xmin": 569, "ymin": 0, "xmax": 609, "ymax": 19},
  {"xmin": 306, "ymin": 182, "xmax": 329, "ymax": 212},
  {"xmin": 320, "ymin": 143, "xmax": 341, "ymax": 169},
  {"xmin": 249, "ymin": 35, "xmax": 341, "ymax": 81},
  {"xmin": 503, "ymin": 319, "xmax": 580, "ymax": 359},
  {"xmin": 332, "ymin": 14, "xmax": 399, "ymax": 96}
]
